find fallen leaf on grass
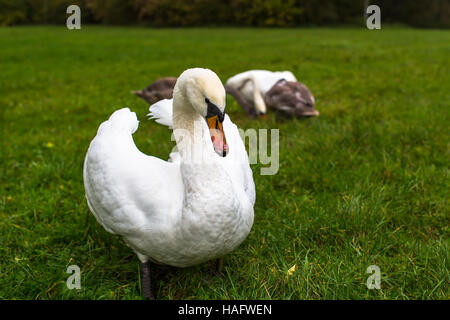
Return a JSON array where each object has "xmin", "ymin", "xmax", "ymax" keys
[{"xmin": 287, "ymin": 264, "xmax": 297, "ymax": 276}]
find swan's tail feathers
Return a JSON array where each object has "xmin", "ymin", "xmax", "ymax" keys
[
  {"xmin": 98, "ymin": 108, "xmax": 139, "ymax": 135},
  {"xmin": 148, "ymin": 99, "xmax": 173, "ymax": 128}
]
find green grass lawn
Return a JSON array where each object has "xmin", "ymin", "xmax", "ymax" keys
[{"xmin": 0, "ymin": 26, "xmax": 449, "ymax": 300}]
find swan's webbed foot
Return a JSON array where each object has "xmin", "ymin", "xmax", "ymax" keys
[{"xmin": 140, "ymin": 261, "xmax": 155, "ymax": 300}]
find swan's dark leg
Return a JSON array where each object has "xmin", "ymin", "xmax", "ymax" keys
[
  {"xmin": 140, "ymin": 261, "xmax": 154, "ymax": 300},
  {"xmin": 216, "ymin": 257, "xmax": 223, "ymax": 275},
  {"xmin": 204, "ymin": 257, "xmax": 225, "ymax": 283},
  {"xmin": 214, "ymin": 257, "xmax": 224, "ymax": 276}
]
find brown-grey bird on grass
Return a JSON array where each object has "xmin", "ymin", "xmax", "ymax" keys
[{"xmin": 132, "ymin": 77, "xmax": 177, "ymax": 105}]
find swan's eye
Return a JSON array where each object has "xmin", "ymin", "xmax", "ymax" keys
[{"xmin": 205, "ymin": 98, "xmax": 210, "ymax": 104}]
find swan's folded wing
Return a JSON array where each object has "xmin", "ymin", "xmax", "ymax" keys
[
  {"xmin": 148, "ymin": 98, "xmax": 173, "ymax": 128},
  {"xmin": 84, "ymin": 108, "xmax": 183, "ymax": 236}
]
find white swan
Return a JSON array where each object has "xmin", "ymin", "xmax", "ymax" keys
[
  {"xmin": 226, "ymin": 70, "xmax": 297, "ymax": 114},
  {"xmin": 225, "ymin": 70, "xmax": 318, "ymax": 118},
  {"xmin": 83, "ymin": 68, "xmax": 255, "ymax": 299}
]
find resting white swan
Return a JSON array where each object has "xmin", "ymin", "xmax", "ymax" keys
[
  {"xmin": 83, "ymin": 68, "xmax": 255, "ymax": 299},
  {"xmin": 225, "ymin": 70, "xmax": 318, "ymax": 118}
]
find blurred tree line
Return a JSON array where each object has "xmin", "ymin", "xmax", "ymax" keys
[{"xmin": 1, "ymin": 0, "xmax": 449, "ymax": 28}]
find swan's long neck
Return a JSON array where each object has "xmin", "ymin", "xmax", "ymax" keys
[
  {"xmin": 172, "ymin": 93, "xmax": 207, "ymax": 161},
  {"xmin": 172, "ymin": 89, "xmax": 236, "ymax": 220},
  {"xmin": 172, "ymin": 93, "xmax": 202, "ymax": 142}
]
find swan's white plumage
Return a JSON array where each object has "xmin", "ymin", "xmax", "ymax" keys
[
  {"xmin": 84, "ymin": 69, "xmax": 255, "ymax": 268},
  {"xmin": 148, "ymin": 98, "xmax": 173, "ymax": 128},
  {"xmin": 226, "ymin": 70, "xmax": 297, "ymax": 96},
  {"xmin": 148, "ymin": 98, "xmax": 256, "ymax": 206}
]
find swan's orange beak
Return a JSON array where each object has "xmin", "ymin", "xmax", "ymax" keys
[{"xmin": 206, "ymin": 115, "xmax": 228, "ymax": 157}]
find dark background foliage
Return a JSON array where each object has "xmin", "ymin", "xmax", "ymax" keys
[{"xmin": 0, "ymin": 0, "xmax": 449, "ymax": 28}]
